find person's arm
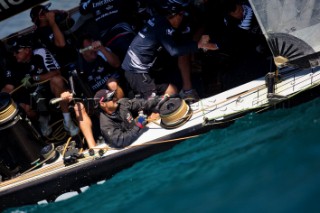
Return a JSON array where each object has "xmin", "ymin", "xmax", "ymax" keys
[
  {"xmin": 158, "ymin": 19, "xmax": 218, "ymax": 56},
  {"xmin": 45, "ymin": 11, "xmax": 66, "ymax": 48},
  {"xmin": 93, "ymin": 41, "xmax": 121, "ymax": 68},
  {"xmin": 33, "ymin": 70, "xmax": 61, "ymax": 82}
]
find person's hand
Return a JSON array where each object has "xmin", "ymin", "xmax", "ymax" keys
[
  {"xmin": 21, "ymin": 76, "xmax": 36, "ymax": 88},
  {"xmin": 136, "ymin": 112, "xmax": 147, "ymax": 129},
  {"xmin": 198, "ymin": 35, "xmax": 219, "ymax": 51},
  {"xmin": 45, "ymin": 11, "xmax": 56, "ymax": 26},
  {"xmin": 144, "ymin": 95, "xmax": 161, "ymax": 112},
  {"xmin": 92, "ymin": 41, "xmax": 103, "ymax": 51},
  {"xmin": 60, "ymin": 91, "xmax": 73, "ymax": 102}
]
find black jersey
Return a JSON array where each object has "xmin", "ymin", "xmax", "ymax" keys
[
  {"xmin": 77, "ymin": 53, "xmax": 119, "ymax": 93},
  {"xmin": 79, "ymin": 0, "xmax": 135, "ymax": 32},
  {"xmin": 121, "ymin": 14, "xmax": 198, "ymax": 74},
  {"xmin": 34, "ymin": 26, "xmax": 77, "ymax": 66},
  {"xmin": 4, "ymin": 48, "xmax": 60, "ymax": 88}
]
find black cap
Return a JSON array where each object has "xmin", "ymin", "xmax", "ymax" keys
[
  {"xmin": 94, "ymin": 89, "xmax": 116, "ymax": 103},
  {"xmin": 30, "ymin": 4, "xmax": 50, "ymax": 23},
  {"xmin": 10, "ymin": 36, "xmax": 33, "ymax": 52},
  {"xmin": 159, "ymin": 0, "xmax": 190, "ymax": 17}
]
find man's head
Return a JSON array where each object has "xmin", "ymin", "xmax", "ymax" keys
[
  {"xmin": 94, "ymin": 89, "xmax": 119, "ymax": 114},
  {"xmin": 11, "ymin": 36, "xmax": 33, "ymax": 63},
  {"xmin": 30, "ymin": 4, "xmax": 50, "ymax": 26},
  {"xmin": 223, "ymin": 0, "xmax": 243, "ymax": 20},
  {"xmin": 159, "ymin": 0, "xmax": 189, "ymax": 28},
  {"xmin": 158, "ymin": 0, "xmax": 189, "ymax": 16},
  {"xmin": 78, "ymin": 34, "xmax": 99, "ymax": 62}
]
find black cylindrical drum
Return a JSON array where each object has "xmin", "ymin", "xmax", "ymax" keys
[{"xmin": 0, "ymin": 92, "xmax": 44, "ymax": 174}]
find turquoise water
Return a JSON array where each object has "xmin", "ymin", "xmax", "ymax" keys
[{"xmin": 6, "ymin": 97, "xmax": 320, "ymax": 213}]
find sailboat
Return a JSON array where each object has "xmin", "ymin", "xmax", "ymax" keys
[{"xmin": 1, "ymin": 0, "xmax": 320, "ymax": 210}]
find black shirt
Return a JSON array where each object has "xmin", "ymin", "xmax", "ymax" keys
[
  {"xmin": 121, "ymin": 14, "xmax": 198, "ymax": 74},
  {"xmin": 77, "ymin": 53, "xmax": 119, "ymax": 93}
]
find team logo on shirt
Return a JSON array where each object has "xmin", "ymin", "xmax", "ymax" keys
[
  {"xmin": 97, "ymin": 66, "xmax": 104, "ymax": 73},
  {"xmin": 5, "ymin": 70, "xmax": 12, "ymax": 78},
  {"xmin": 37, "ymin": 68, "xmax": 44, "ymax": 74},
  {"xmin": 166, "ymin": 28, "xmax": 174, "ymax": 36}
]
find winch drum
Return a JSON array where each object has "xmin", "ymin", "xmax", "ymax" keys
[
  {"xmin": 0, "ymin": 92, "xmax": 44, "ymax": 174},
  {"xmin": 159, "ymin": 97, "xmax": 192, "ymax": 129}
]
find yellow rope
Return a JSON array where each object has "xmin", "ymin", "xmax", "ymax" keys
[
  {"xmin": 9, "ymin": 79, "xmax": 51, "ymax": 95},
  {"xmin": 62, "ymin": 137, "xmax": 73, "ymax": 157}
]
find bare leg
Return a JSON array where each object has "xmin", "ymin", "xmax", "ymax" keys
[
  {"xmin": 165, "ymin": 84, "xmax": 178, "ymax": 96},
  {"xmin": 51, "ymin": 75, "xmax": 79, "ymax": 136},
  {"xmin": 49, "ymin": 75, "xmax": 69, "ymax": 113},
  {"xmin": 1, "ymin": 84, "xmax": 14, "ymax": 93},
  {"xmin": 74, "ymin": 102, "xmax": 96, "ymax": 148},
  {"xmin": 20, "ymin": 103, "xmax": 37, "ymax": 119}
]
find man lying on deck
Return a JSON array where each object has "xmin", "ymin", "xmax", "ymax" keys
[{"xmin": 60, "ymin": 89, "xmax": 162, "ymax": 149}]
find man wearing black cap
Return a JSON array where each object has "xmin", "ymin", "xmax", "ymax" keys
[
  {"xmin": 59, "ymin": 88, "xmax": 160, "ymax": 149},
  {"xmin": 3, "ymin": 35, "xmax": 79, "ymax": 137},
  {"xmin": 94, "ymin": 89, "xmax": 159, "ymax": 148},
  {"xmin": 30, "ymin": 4, "xmax": 77, "ymax": 67}
]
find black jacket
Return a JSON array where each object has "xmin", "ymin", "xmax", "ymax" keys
[{"xmin": 99, "ymin": 98, "xmax": 147, "ymax": 148}]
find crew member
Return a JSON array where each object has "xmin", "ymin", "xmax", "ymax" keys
[
  {"xmin": 79, "ymin": 0, "xmax": 137, "ymax": 60},
  {"xmin": 95, "ymin": 89, "xmax": 159, "ymax": 148},
  {"xmin": 75, "ymin": 33, "xmax": 124, "ymax": 98},
  {"xmin": 121, "ymin": 0, "xmax": 218, "ymax": 99},
  {"xmin": 2, "ymin": 35, "xmax": 79, "ymax": 137},
  {"xmin": 30, "ymin": 4, "xmax": 77, "ymax": 67}
]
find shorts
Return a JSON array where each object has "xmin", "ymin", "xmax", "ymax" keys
[{"xmin": 124, "ymin": 71, "xmax": 168, "ymax": 99}]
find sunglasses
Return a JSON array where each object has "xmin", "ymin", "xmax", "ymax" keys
[{"xmin": 99, "ymin": 91, "xmax": 116, "ymax": 103}]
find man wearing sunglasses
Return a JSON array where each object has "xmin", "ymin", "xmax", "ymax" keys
[
  {"xmin": 3, "ymin": 36, "xmax": 79, "ymax": 138},
  {"xmin": 95, "ymin": 89, "xmax": 162, "ymax": 148},
  {"xmin": 60, "ymin": 88, "xmax": 161, "ymax": 149}
]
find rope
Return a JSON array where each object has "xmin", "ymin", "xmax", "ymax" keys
[
  {"xmin": 44, "ymin": 119, "xmax": 69, "ymax": 142},
  {"xmin": 9, "ymin": 79, "xmax": 51, "ymax": 95},
  {"xmin": 199, "ymin": 98, "xmax": 207, "ymax": 122},
  {"xmin": 62, "ymin": 137, "xmax": 73, "ymax": 157}
]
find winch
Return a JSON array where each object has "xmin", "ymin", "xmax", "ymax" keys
[
  {"xmin": 0, "ymin": 93, "xmax": 47, "ymax": 179},
  {"xmin": 159, "ymin": 97, "xmax": 192, "ymax": 129}
]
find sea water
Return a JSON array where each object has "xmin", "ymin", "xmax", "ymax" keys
[{"xmin": 5, "ymin": 97, "xmax": 320, "ymax": 212}]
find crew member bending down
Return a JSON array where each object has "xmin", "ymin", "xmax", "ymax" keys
[
  {"xmin": 121, "ymin": 0, "xmax": 218, "ymax": 99},
  {"xmin": 60, "ymin": 89, "xmax": 160, "ymax": 149}
]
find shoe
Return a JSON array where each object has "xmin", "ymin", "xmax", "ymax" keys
[
  {"xmin": 64, "ymin": 120, "xmax": 80, "ymax": 136},
  {"xmin": 267, "ymin": 93, "xmax": 287, "ymax": 103},
  {"xmin": 179, "ymin": 89, "xmax": 200, "ymax": 103},
  {"xmin": 38, "ymin": 115, "xmax": 52, "ymax": 137}
]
